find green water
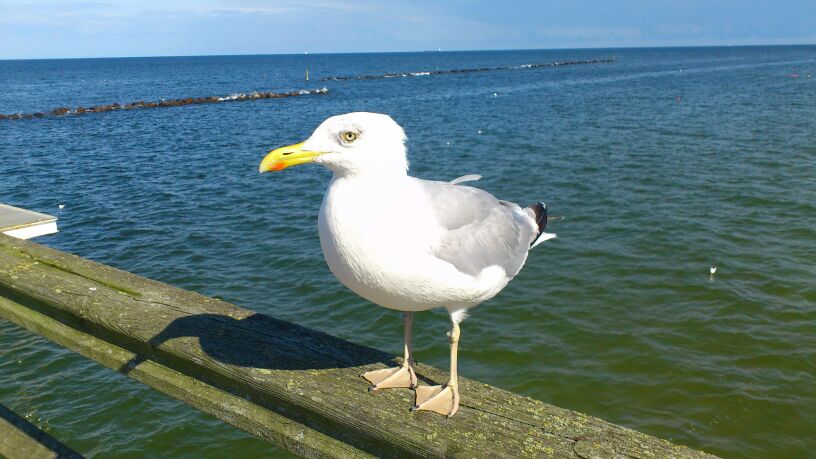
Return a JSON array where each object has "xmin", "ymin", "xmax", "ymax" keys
[{"xmin": 1, "ymin": 46, "xmax": 815, "ymax": 457}]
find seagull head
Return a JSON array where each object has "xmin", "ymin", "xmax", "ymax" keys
[{"xmin": 259, "ymin": 112, "xmax": 408, "ymax": 176}]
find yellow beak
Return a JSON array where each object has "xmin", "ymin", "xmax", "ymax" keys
[{"xmin": 258, "ymin": 142, "xmax": 324, "ymax": 173}]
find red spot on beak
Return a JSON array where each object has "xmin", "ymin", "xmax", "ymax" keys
[{"xmin": 271, "ymin": 162, "xmax": 285, "ymax": 171}]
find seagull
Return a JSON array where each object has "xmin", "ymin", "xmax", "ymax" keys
[{"xmin": 259, "ymin": 112, "xmax": 556, "ymax": 417}]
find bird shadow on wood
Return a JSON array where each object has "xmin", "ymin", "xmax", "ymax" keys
[{"xmin": 119, "ymin": 312, "xmax": 393, "ymax": 375}]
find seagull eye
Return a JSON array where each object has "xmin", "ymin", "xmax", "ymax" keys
[{"xmin": 341, "ymin": 131, "xmax": 358, "ymax": 143}]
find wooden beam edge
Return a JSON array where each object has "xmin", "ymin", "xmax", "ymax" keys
[{"xmin": 0, "ymin": 402, "xmax": 83, "ymax": 459}]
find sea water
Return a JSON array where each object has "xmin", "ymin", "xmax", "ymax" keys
[{"xmin": 1, "ymin": 46, "xmax": 814, "ymax": 458}]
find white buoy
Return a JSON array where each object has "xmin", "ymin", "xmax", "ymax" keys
[
  {"xmin": 493, "ymin": 92, "xmax": 498, "ymax": 97},
  {"xmin": 58, "ymin": 204, "xmax": 65, "ymax": 210},
  {"xmin": 477, "ymin": 130, "xmax": 482, "ymax": 134}
]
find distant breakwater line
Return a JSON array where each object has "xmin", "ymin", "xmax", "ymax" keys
[
  {"xmin": 0, "ymin": 87, "xmax": 329, "ymax": 121},
  {"xmin": 320, "ymin": 58, "xmax": 616, "ymax": 82}
]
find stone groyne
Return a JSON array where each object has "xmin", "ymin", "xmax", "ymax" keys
[
  {"xmin": 0, "ymin": 87, "xmax": 329, "ymax": 121},
  {"xmin": 320, "ymin": 58, "xmax": 615, "ymax": 81}
]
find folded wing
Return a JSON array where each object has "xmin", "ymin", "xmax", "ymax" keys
[{"xmin": 413, "ymin": 178, "xmax": 537, "ymax": 278}]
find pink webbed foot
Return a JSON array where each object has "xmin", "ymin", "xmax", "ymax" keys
[
  {"xmin": 411, "ymin": 384, "xmax": 459, "ymax": 417},
  {"xmin": 362, "ymin": 365, "xmax": 417, "ymax": 391}
]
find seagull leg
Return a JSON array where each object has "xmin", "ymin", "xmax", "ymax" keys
[
  {"xmin": 362, "ymin": 311, "xmax": 417, "ymax": 391},
  {"xmin": 412, "ymin": 317, "xmax": 460, "ymax": 417}
]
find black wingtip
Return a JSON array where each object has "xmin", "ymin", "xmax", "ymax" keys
[{"xmin": 528, "ymin": 201, "xmax": 548, "ymax": 234}]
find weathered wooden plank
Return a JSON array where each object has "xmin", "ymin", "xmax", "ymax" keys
[
  {"xmin": 0, "ymin": 403, "xmax": 83, "ymax": 459},
  {"xmin": 0, "ymin": 234, "xmax": 719, "ymax": 458}
]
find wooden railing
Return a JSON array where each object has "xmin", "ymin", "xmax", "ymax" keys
[{"xmin": 0, "ymin": 234, "xmax": 717, "ymax": 458}]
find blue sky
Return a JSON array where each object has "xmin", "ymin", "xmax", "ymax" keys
[{"xmin": 1, "ymin": 0, "xmax": 814, "ymax": 59}]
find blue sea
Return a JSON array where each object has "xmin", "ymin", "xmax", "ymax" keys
[{"xmin": 1, "ymin": 46, "xmax": 815, "ymax": 458}]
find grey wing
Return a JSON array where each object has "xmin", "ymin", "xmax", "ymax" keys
[{"xmin": 414, "ymin": 178, "xmax": 537, "ymax": 278}]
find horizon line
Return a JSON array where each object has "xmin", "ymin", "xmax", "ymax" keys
[{"xmin": 1, "ymin": 42, "xmax": 814, "ymax": 62}]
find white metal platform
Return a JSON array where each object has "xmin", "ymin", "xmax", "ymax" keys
[{"xmin": 0, "ymin": 204, "xmax": 58, "ymax": 239}]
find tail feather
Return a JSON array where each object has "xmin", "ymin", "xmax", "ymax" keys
[{"xmin": 527, "ymin": 202, "xmax": 557, "ymax": 248}]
